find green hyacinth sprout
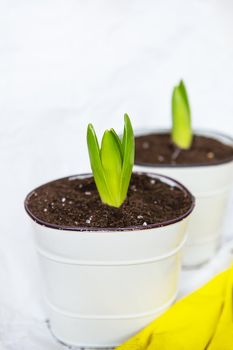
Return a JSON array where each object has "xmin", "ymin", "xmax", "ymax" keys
[
  {"xmin": 87, "ymin": 114, "xmax": 135, "ymax": 208},
  {"xmin": 172, "ymin": 80, "xmax": 193, "ymax": 149}
]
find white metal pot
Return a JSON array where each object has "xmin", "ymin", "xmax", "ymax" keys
[
  {"xmin": 25, "ymin": 173, "xmax": 194, "ymax": 348},
  {"xmin": 135, "ymin": 131, "xmax": 233, "ymax": 267}
]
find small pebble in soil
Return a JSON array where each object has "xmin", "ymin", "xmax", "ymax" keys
[
  {"xmin": 137, "ymin": 215, "xmax": 143, "ymax": 219},
  {"xmin": 79, "ymin": 184, "xmax": 83, "ymax": 188},
  {"xmin": 43, "ymin": 208, "xmax": 47, "ymax": 212},
  {"xmin": 207, "ymin": 152, "xmax": 215, "ymax": 159},
  {"xmin": 158, "ymin": 155, "xmax": 165, "ymax": 162},
  {"xmin": 61, "ymin": 197, "xmax": 66, "ymax": 203},
  {"xmin": 150, "ymin": 179, "xmax": 155, "ymax": 184},
  {"xmin": 143, "ymin": 222, "xmax": 148, "ymax": 226},
  {"xmin": 85, "ymin": 191, "xmax": 91, "ymax": 195},
  {"xmin": 142, "ymin": 142, "xmax": 150, "ymax": 149},
  {"xmin": 86, "ymin": 219, "xmax": 91, "ymax": 224}
]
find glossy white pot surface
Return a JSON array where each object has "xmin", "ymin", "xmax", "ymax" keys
[
  {"xmin": 25, "ymin": 173, "xmax": 194, "ymax": 347},
  {"xmin": 135, "ymin": 130, "xmax": 233, "ymax": 267}
]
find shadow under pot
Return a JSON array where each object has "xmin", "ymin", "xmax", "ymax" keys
[
  {"xmin": 135, "ymin": 130, "xmax": 233, "ymax": 268},
  {"xmin": 24, "ymin": 172, "xmax": 194, "ymax": 348}
]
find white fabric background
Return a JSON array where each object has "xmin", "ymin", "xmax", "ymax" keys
[{"xmin": 1, "ymin": 1, "xmax": 233, "ymax": 348}]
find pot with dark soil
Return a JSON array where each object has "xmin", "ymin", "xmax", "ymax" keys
[
  {"xmin": 24, "ymin": 115, "xmax": 194, "ymax": 347},
  {"xmin": 135, "ymin": 81, "xmax": 233, "ymax": 267}
]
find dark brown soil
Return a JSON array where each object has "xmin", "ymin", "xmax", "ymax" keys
[
  {"xmin": 25, "ymin": 173, "xmax": 194, "ymax": 231},
  {"xmin": 135, "ymin": 133, "xmax": 233, "ymax": 167}
]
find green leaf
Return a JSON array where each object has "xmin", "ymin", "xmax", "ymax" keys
[
  {"xmin": 110, "ymin": 128, "xmax": 123, "ymax": 160},
  {"xmin": 100, "ymin": 130, "xmax": 123, "ymax": 207},
  {"xmin": 179, "ymin": 80, "xmax": 190, "ymax": 116},
  {"xmin": 120, "ymin": 114, "xmax": 135, "ymax": 203},
  {"xmin": 171, "ymin": 80, "xmax": 193, "ymax": 149},
  {"xmin": 87, "ymin": 124, "xmax": 113, "ymax": 204}
]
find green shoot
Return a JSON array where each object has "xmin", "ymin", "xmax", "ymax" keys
[
  {"xmin": 87, "ymin": 114, "xmax": 135, "ymax": 208},
  {"xmin": 171, "ymin": 80, "xmax": 193, "ymax": 149}
]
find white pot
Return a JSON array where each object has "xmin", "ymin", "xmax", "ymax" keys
[
  {"xmin": 25, "ymin": 173, "xmax": 194, "ymax": 348},
  {"xmin": 135, "ymin": 130, "xmax": 233, "ymax": 267}
]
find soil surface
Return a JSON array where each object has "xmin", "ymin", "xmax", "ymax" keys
[
  {"xmin": 135, "ymin": 133, "xmax": 233, "ymax": 166},
  {"xmin": 25, "ymin": 173, "xmax": 194, "ymax": 230}
]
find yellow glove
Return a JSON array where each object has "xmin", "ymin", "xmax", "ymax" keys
[{"xmin": 116, "ymin": 265, "xmax": 233, "ymax": 350}]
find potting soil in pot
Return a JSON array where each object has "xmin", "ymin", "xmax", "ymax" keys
[
  {"xmin": 25, "ymin": 173, "xmax": 192, "ymax": 229},
  {"xmin": 135, "ymin": 133, "xmax": 233, "ymax": 166}
]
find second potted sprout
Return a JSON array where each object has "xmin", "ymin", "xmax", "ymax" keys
[
  {"xmin": 135, "ymin": 81, "xmax": 233, "ymax": 267},
  {"xmin": 24, "ymin": 115, "xmax": 194, "ymax": 347}
]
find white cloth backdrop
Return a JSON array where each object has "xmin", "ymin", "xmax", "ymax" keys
[{"xmin": 1, "ymin": 0, "xmax": 233, "ymax": 348}]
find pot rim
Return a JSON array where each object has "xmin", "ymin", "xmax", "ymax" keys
[
  {"xmin": 24, "ymin": 172, "xmax": 195, "ymax": 232},
  {"xmin": 134, "ymin": 128, "xmax": 233, "ymax": 168}
]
